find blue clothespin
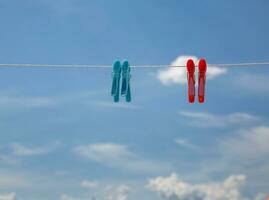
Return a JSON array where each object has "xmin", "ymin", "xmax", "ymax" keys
[
  {"xmin": 111, "ymin": 60, "xmax": 121, "ymax": 102},
  {"xmin": 121, "ymin": 60, "xmax": 131, "ymax": 102}
]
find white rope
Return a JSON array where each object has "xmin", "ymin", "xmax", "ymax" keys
[
  {"xmin": 0, "ymin": 62, "xmax": 268, "ymax": 68},
  {"xmin": 212, "ymin": 62, "xmax": 269, "ymax": 67}
]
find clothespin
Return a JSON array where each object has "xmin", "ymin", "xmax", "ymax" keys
[
  {"xmin": 111, "ymin": 60, "xmax": 122, "ymax": 102},
  {"xmin": 121, "ymin": 60, "xmax": 131, "ymax": 102},
  {"xmin": 198, "ymin": 59, "xmax": 207, "ymax": 103},
  {"xmin": 186, "ymin": 59, "xmax": 196, "ymax": 103}
]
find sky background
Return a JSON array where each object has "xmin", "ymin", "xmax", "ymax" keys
[{"xmin": 0, "ymin": 0, "xmax": 269, "ymax": 200}]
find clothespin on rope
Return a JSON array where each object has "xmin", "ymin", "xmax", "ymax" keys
[
  {"xmin": 186, "ymin": 59, "xmax": 196, "ymax": 103},
  {"xmin": 111, "ymin": 60, "xmax": 121, "ymax": 102},
  {"xmin": 186, "ymin": 58, "xmax": 207, "ymax": 104},
  {"xmin": 198, "ymin": 59, "xmax": 207, "ymax": 103},
  {"xmin": 111, "ymin": 60, "xmax": 131, "ymax": 103},
  {"xmin": 121, "ymin": 60, "xmax": 131, "ymax": 102}
]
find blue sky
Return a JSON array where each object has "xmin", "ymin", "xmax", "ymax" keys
[{"xmin": 0, "ymin": 0, "xmax": 269, "ymax": 200}]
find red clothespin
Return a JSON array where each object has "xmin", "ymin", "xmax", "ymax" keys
[
  {"xmin": 186, "ymin": 59, "xmax": 195, "ymax": 103},
  {"xmin": 198, "ymin": 59, "xmax": 207, "ymax": 103}
]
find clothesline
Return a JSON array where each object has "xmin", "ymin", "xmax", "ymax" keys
[
  {"xmin": 0, "ymin": 59, "xmax": 267, "ymax": 104},
  {"xmin": 0, "ymin": 61, "xmax": 268, "ymax": 68}
]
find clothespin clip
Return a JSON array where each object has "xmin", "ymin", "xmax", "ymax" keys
[
  {"xmin": 186, "ymin": 59, "xmax": 196, "ymax": 103},
  {"xmin": 121, "ymin": 60, "xmax": 131, "ymax": 102},
  {"xmin": 111, "ymin": 60, "xmax": 122, "ymax": 102},
  {"xmin": 198, "ymin": 59, "xmax": 207, "ymax": 103}
]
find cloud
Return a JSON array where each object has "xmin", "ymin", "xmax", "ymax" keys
[
  {"xmin": 174, "ymin": 138, "xmax": 200, "ymax": 151},
  {"xmin": 105, "ymin": 185, "xmax": 130, "ymax": 200},
  {"xmin": 220, "ymin": 126, "xmax": 269, "ymax": 162},
  {"xmin": 147, "ymin": 173, "xmax": 247, "ymax": 200},
  {"xmin": 179, "ymin": 111, "xmax": 259, "ymax": 128},
  {"xmin": 90, "ymin": 101, "xmax": 140, "ymax": 110},
  {"xmin": 178, "ymin": 126, "xmax": 269, "ymax": 194},
  {"xmin": 10, "ymin": 141, "xmax": 61, "ymax": 156},
  {"xmin": 235, "ymin": 74, "xmax": 269, "ymax": 94},
  {"xmin": 61, "ymin": 194, "xmax": 81, "ymax": 200},
  {"xmin": 0, "ymin": 171, "xmax": 31, "ymax": 188},
  {"xmin": 0, "ymin": 152, "xmax": 18, "ymax": 165},
  {"xmin": 255, "ymin": 193, "xmax": 268, "ymax": 200},
  {"xmin": 61, "ymin": 184, "xmax": 129, "ymax": 200},
  {"xmin": 74, "ymin": 143, "xmax": 131, "ymax": 160},
  {"xmin": 157, "ymin": 55, "xmax": 227, "ymax": 86},
  {"xmin": 61, "ymin": 195, "xmax": 97, "ymax": 200},
  {"xmin": 73, "ymin": 143, "xmax": 171, "ymax": 174},
  {"xmin": 81, "ymin": 180, "xmax": 98, "ymax": 189},
  {"xmin": 0, "ymin": 193, "xmax": 16, "ymax": 200},
  {"xmin": 0, "ymin": 95, "xmax": 56, "ymax": 109}
]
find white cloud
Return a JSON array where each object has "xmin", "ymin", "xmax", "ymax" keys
[
  {"xmin": 74, "ymin": 143, "xmax": 131, "ymax": 161},
  {"xmin": 147, "ymin": 173, "xmax": 247, "ymax": 200},
  {"xmin": 91, "ymin": 101, "xmax": 140, "ymax": 110},
  {"xmin": 0, "ymin": 95, "xmax": 56, "ymax": 109},
  {"xmin": 81, "ymin": 180, "xmax": 98, "ymax": 189},
  {"xmin": 10, "ymin": 141, "xmax": 61, "ymax": 156},
  {"xmin": 178, "ymin": 125, "xmax": 269, "ymax": 195},
  {"xmin": 0, "ymin": 193, "xmax": 16, "ymax": 200},
  {"xmin": 0, "ymin": 171, "xmax": 30, "ymax": 188},
  {"xmin": 236, "ymin": 74, "xmax": 269, "ymax": 94},
  {"xmin": 61, "ymin": 194, "xmax": 81, "ymax": 200},
  {"xmin": 106, "ymin": 185, "xmax": 130, "ymax": 200},
  {"xmin": 61, "ymin": 184, "xmax": 129, "ymax": 200},
  {"xmin": 255, "ymin": 193, "xmax": 268, "ymax": 200},
  {"xmin": 220, "ymin": 126, "xmax": 269, "ymax": 162},
  {"xmin": 174, "ymin": 138, "xmax": 200, "ymax": 151},
  {"xmin": 0, "ymin": 153, "xmax": 18, "ymax": 165},
  {"xmin": 61, "ymin": 194, "xmax": 98, "ymax": 200},
  {"xmin": 73, "ymin": 143, "xmax": 171, "ymax": 174},
  {"xmin": 179, "ymin": 111, "xmax": 259, "ymax": 128},
  {"xmin": 157, "ymin": 55, "xmax": 227, "ymax": 86}
]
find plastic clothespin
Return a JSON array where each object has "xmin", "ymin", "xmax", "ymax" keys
[
  {"xmin": 111, "ymin": 60, "xmax": 122, "ymax": 102},
  {"xmin": 186, "ymin": 59, "xmax": 196, "ymax": 103},
  {"xmin": 121, "ymin": 60, "xmax": 131, "ymax": 102},
  {"xmin": 198, "ymin": 59, "xmax": 207, "ymax": 103}
]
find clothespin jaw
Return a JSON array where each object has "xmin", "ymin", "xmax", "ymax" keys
[
  {"xmin": 121, "ymin": 60, "xmax": 131, "ymax": 102},
  {"xmin": 186, "ymin": 59, "xmax": 196, "ymax": 103},
  {"xmin": 111, "ymin": 60, "xmax": 121, "ymax": 102},
  {"xmin": 198, "ymin": 59, "xmax": 207, "ymax": 103}
]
